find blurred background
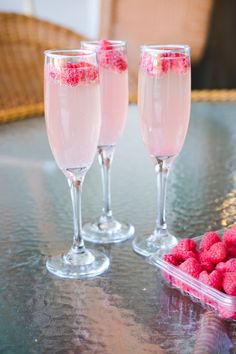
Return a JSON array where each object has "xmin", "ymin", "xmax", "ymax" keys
[
  {"xmin": 0, "ymin": 0, "xmax": 100, "ymax": 38},
  {"xmin": 0, "ymin": 0, "xmax": 236, "ymax": 122}
]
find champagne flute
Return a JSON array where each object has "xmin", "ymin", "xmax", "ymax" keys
[
  {"xmin": 133, "ymin": 45, "xmax": 191, "ymax": 256},
  {"xmin": 81, "ymin": 40, "xmax": 135, "ymax": 244},
  {"xmin": 44, "ymin": 49, "xmax": 109, "ymax": 278}
]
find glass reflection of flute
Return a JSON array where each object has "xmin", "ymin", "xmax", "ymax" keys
[{"xmin": 192, "ymin": 311, "xmax": 233, "ymax": 354}]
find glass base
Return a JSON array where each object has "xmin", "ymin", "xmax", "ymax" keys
[
  {"xmin": 46, "ymin": 248, "xmax": 110, "ymax": 279},
  {"xmin": 132, "ymin": 231, "xmax": 178, "ymax": 257},
  {"xmin": 83, "ymin": 217, "xmax": 135, "ymax": 244}
]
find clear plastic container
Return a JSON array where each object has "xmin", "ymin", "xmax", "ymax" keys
[{"xmin": 149, "ymin": 235, "xmax": 236, "ymax": 320}]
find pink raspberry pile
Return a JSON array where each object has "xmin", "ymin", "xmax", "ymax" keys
[
  {"xmin": 163, "ymin": 226, "xmax": 236, "ymax": 297},
  {"xmin": 49, "ymin": 61, "xmax": 99, "ymax": 86},
  {"xmin": 97, "ymin": 39, "xmax": 127, "ymax": 73},
  {"xmin": 139, "ymin": 51, "xmax": 190, "ymax": 78}
]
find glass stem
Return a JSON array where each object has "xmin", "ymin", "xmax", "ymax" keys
[
  {"xmin": 98, "ymin": 146, "xmax": 115, "ymax": 221},
  {"xmin": 68, "ymin": 178, "xmax": 85, "ymax": 253},
  {"xmin": 154, "ymin": 158, "xmax": 172, "ymax": 235}
]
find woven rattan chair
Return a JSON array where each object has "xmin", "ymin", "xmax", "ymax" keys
[{"xmin": 0, "ymin": 12, "xmax": 86, "ymax": 123}]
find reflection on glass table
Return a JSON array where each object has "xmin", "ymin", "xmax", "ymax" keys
[{"xmin": 0, "ymin": 103, "xmax": 236, "ymax": 353}]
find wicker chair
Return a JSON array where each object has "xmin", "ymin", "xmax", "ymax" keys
[{"xmin": 0, "ymin": 13, "xmax": 86, "ymax": 123}]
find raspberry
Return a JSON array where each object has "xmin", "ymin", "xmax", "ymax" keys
[
  {"xmin": 198, "ymin": 250, "xmax": 209, "ymax": 263},
  {"xmin": 100, "ymin": 39, "xmax": 112, "ymax": 50},
  {"xmin": 162, "ymin": 52, "xmax": 190, "ymax": 73},
  {"xmin": 98, "ymin": 50, "xmax": 112, "ymax": 67},
  {"xmin": 199, "ymin": 231, "xmax": 221, "ymax": 251},
  {"xmin": 171, "ymin": 248, "xmax": 198, "ymax": 263},
  {"xmin": 199, "ymin": 270, "xmax": 222, "ymax": 290},
  {"xmin": 179, "ymin": 257, "xmax": 201, "ymax": 278},
  {"xmin": 98, "ymin": 50, "xmax": 127, "ymax": 72},
  {"xmin": 200, "ymin": 261, "xmax": 214, "ymax": 273},
  {"xmin": 216, "ymin": 262, "xmax": 226, "ymax": 273},
  {"xmin": 175, "ymin": 238, "xmax": 197, "ymax": 251},
  {"xmin": 140, "ymin": 51, "xmax": 190, "ymax": 77},
  {"xmin": 159, "ymin": 55, "xmax": 169, "ymax": 75},
  {"xmin": 198, "ymin": 251, "xmax": 214, "ymax": 272},
  {"xmin": 171, "ymin": 239, "xmax": 198, "ymax": 263},
  {"xmin": 227, "ymin": 245, "xmax": 236, "ymax": 258},
  {"xmin": 61, "ymin": 62, "xmax": 98, "ymax": 85},
  {"xmin": 198, "ymin": 249, "xmax": 217, "ymax": 272},
  {"xmin": 98, "ymin": 40, "xmax": 127, "ymax": 72},
  {"xmin": 222, "ymin": 272, "xmax": 236, "ymax": 295},
  {"xmin": 139, "ymin": 53, "xmax": 169, "ymax": 78},
  {"xmin": 163, "ymin": 254, "xmax": 179, "ymax": 266},
  {"xmin": 114, "ymin": 57, "xmax": 127, "ymax": 71},
  {"xmin": 222, "ymin": 229, "xmax": 236, "ymax": 247},
  {"xmin": 170, "ymin": 53, "xmax": 190, "ymax": 74},
  {"xmin": 81, "ymin": 62, "xmax": 99, "ymax": 81},
  {"xmin": 61, "ymin": 62, "xmax": 82, "ymax": 85},
  {"xmin": 225, "ymin": 258, "xmax": 236, "ymax": 272},
  {"xmin": 49, "ymin": 62, "xmax": 98, "ymax": 86},
  {"xmin": 206, "ymin": 242, "xmax": 227, "ymax": 264}
]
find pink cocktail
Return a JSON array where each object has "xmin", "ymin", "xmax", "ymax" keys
[
  {"xmin": 45, "ymin": 63, "xmax": 101, "ymax": 171},
  {"xmin": 139, "ymin": 56, "xmax": 191, "ymax": 158},
  {"xmin": 81, "ymin": 40, "xmax": 134, "ymax": 244},
  {"xmin": 133, "ymin": 45, "xmax": 191, "ymax": 257},
  {"xmin": 44, "ymin": 50, "xmax": 109, "ymax": 278},
  {"xmin": 99, "ymin": 66, "xmax": 128, "ymax": 145}
]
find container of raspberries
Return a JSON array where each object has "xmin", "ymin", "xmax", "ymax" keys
[{"xmin": 150, "ymin": 226, "xmax": 236, "ymax": 320}]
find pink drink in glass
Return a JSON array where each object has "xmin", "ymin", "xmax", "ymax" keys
[
  {"xmin": 81, "ymin": 40, "xmax": 134, "ymax": 244},
  {"xmin": 132, "ymin": 45, "xmax": 191, "ymax": 257},
  {"xmin": 44, "ymin": 50, "xmax": 110, "ymax": 279},
  {"xmin": 138, "ymin": 50, "xmax": 191, "ymax": 158},
  {"xmin": 99, "ymin": 65, "xmax": 128, "ymax": 146},
  {"xmin": 44, "ymin": 60, "xmax": 101, "ymax": 171},
  {"xmin": 81, "ymin": 40, "xmax": 128, "ymax": 147}
]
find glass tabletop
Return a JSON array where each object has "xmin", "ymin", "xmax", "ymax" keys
[{"xmin": 0, "ymin": 103, "xmax": 236, "ymax": 354}]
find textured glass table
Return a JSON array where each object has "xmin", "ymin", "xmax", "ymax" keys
[{"xmin": 0, "ymin": 103, "xmax": 236, "ymax": 354}]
